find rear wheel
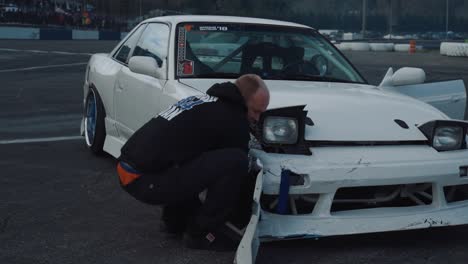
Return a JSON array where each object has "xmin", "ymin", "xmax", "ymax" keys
[{"xmin": 84, "ymin": 87, "xmax": 106, "ymax": 154}]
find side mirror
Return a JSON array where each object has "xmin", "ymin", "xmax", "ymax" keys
[
  {"xmin": 379, "ymin": 67, "xmax": 426, "ymax": 87},
  {"xmin": 128, "ymin": 56, "xmax": 167, "ymax": 80}
]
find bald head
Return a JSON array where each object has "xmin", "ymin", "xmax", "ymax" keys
[{"xmin": 235, "ymin": 74, "xmax": 270, "ymax": 124}]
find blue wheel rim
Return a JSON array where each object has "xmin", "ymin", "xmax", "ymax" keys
[{"xmin": 85, "ymin": 91, "xmax": 97, "ymax": 146}]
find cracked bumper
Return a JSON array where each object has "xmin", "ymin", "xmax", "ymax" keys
[
  {"xmin": 259, "ymin": 200, "xmax": 468, "ymax": 240},
  {"xmin": 253, "ymin": 145, "xmax": 468, "ymax": 195},
  {"xmin": 251, "ymin": 145, "xmax": 468, "ymax": 239}
]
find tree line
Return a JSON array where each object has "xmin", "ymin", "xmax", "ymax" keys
[{"xmin": 92, "ymin": 0, "xmax": 468, "ymax": 32}]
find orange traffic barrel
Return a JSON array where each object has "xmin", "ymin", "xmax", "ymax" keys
[{"xmin": 409, "ymin": 40, "xmax": 417, "ymax": 54}]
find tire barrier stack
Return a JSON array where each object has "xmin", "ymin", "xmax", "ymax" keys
[
  {"xmin": 349, "ymin": 42, "xmax": 371, "ymax": 51},
  {"xmin": 394, "ymin": 44, "xmax": 410, "ymax": 52},
  {"xmin": 440, "ymin": 42, "xmax": 468, "ymax": 57},
  {"xmin": 337, "ymin": 42, "xmax": 395, "ymax": 52},
  {"xmin": 336, "ymin": 41, "xmax": 426, "ymax": 53},
  {"xmin": 0, "ymin": 26, "xmax": 127, "ymax": 40},
  {"xmin": 370, "ymin": 43, "xmax": 394, "ymax": 52}
]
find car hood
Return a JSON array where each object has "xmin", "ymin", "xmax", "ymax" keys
[{"xmin": 179, "ymin": 79, "xmax": 447, "ymax": 141}]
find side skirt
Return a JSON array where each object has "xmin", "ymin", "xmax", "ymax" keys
[{"xmin": 103, "ymin": 117, "xmax": 124, "ymax": 158}]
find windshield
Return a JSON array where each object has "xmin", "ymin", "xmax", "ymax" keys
[{"xmin": 175, "ymin": 23, "xmax": 365, "ymax": 84}]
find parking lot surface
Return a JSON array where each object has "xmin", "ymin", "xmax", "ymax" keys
[{"xmin": 1, "ymin": 40, "xmax": 467, "ymax": 264}]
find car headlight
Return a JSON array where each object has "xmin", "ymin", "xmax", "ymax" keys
[
  {"xmin": 418, "ymin": 120, "xmax": 468, "ymax": 152},
  {"xmin": 433, "ymin": 126, "xmax": 463, "ymax": 151},
  {"xmin": 263, "ymin": 116, "xmax": 298, "ymax": 144},
  {"xmin": 255, "ymin": 105, "xmax": 312, "ymax": 155}
]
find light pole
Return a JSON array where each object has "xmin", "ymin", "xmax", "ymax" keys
[
  {"xmin": 362, "ymin": 0, "xmax": 367, "ymax": 39},
  {"xmin": 388, "ymin": 0, "xmax": 393, "ymax": 39},
  {"xmin": 446, "ymin": 0, "xmax": 449, "ymax": 40},
  {"xmin": 139, "ymin": 0, "xmax": 142, "ymax": 19}
]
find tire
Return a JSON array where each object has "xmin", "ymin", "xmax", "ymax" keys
[
  {"xmin": 84, "ymin": 86, "xmax": 106, "ymax": 155},
  {"xmin": 350, "ymin": 42, "xmax": 371, "ymax": 51},
  {"xmin": 440, "ymin": 42, "xmax": 449, "ymax": 55},
  {"xmin": 394, "ymin": 44, "xmax": 410, "ymax": 52},
  {"xmin": 370, "ymin": 43, "xmax": 394, "ymax": 52},
  {"xmin": 338, "ymin": 42, "xmax": 352, "ymax": 51}
]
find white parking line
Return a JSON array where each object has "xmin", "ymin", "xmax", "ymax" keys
[
  {"xmin": 0, "ymin": 136, "xmax": 82, "ymax": 145},
  {"xmin": 0, "ymin": 62, "xmax": 88, "ymax": 73},
  {"xmin": 0, "ymin": 48, "xmax": 92, "ymax": 56}
]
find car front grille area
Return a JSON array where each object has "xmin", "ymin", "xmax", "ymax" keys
[
  {"xmin": 331, "ymin": 184, "xmax": 433, "ymax": 213},
  {"xmin": 444, "ymin": 184, "xmax": 468, "ymax": 203},
  {"xmin": 261, "ymin": 194, "xmax": 320, "ymax": 215},
  {"xmin": 261, "ymin": 183, "xmax": 468, "ymax": 215},
  {"xmin": 260, "ymin": 183, "xmax": 468, "ymax": 215}
]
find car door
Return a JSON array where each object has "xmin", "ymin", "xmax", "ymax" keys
[
  {"xmin": 390, "ymin": 80, "xmax": 467, "ymax": 120},
  {"xmin": 114, "ymin": 23, "xmax": 171, "ymax": 140}
]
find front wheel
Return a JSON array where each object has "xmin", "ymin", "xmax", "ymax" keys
[{"xmin": 84, "ymin": 87, "xmax": 106, "ymax": 155}]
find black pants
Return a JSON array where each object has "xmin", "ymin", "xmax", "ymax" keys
[{"xmin": 123, "ymin": 148, "xmax": 249, "ymax": 231}]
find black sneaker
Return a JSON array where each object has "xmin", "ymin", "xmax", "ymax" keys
[
  {"xmin": 160, "ymin": 200, "xmax": 201, "ymax": 235},
  {"xmin": 159, "ymin": 220, "xmax": 186, "ymax": 235},
  {"xmin": 182, "ymin": 230, "xmax": 239, "ymax": 252}
]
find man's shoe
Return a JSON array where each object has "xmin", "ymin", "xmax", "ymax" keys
[
  {"xmin": 182, "ymin": 230, "xmax": 239, "ymax": 252},
  {"xmin": 159, "ymin": 220, "xmax": 186, "ymax": 235}
]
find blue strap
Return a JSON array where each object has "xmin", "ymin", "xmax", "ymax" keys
[
  {"xmin": 119, "ymin": 161, "xmax": 141, "ymax": 174},
  {"xmin": 277, "ymin": 169, "xmax": 291, "ymax": 214}
]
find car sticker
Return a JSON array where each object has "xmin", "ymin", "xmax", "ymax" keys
[
  {"xmin": 181, "ymin": 60, "xmax": 194, "ymax": 75},
  {"xmin": 177, "ymin": 26, "xmax": 193, "ymax": 76},
  {"xmin": 198, "ymin": 25, "xmax": 228, "ymax": 31},
  {"xmin": 184, "ymin": 24, "xmax": 193, "ymax": 32}
]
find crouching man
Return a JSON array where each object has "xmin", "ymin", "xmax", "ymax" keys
[{"xmin": 117, "ymin": 74, "xmax": 270, "ymax": 250}]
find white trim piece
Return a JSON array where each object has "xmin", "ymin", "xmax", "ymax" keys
[
  {"xmin": 235, "ymin": 169, "xmax": 263, "ymax": 264},
  {"xmin": 0, "ymin": 136, "xmax": 82, "ymax": 144},
  {"xmin": 102, "ymin": 134, "xmax": 125, "ymax": 158}
]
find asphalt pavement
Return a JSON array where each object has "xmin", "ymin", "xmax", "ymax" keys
[{"xmin": 1, "ymin": 40, "xmax": 468, "ymax": 264}]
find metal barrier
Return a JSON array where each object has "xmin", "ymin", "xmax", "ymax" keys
[
  {"xmin": 0, "ymin": 26, "xmax": 39, "ymax": 39},
  {"xmin": 0, "ymin": 26, "xmax": 126, "ymax": 40}
]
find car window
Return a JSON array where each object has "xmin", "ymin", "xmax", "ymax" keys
[
  {"xmin": 131, "ymin": 23, "xmax": 170, "ymax": 67},
  {"xmin": 176, "ymin": 23, "xmax": 365, "ymax": 84},
  {"xmin": 114, "ymin": 25, "xmax": 145, "ymax": 64}
]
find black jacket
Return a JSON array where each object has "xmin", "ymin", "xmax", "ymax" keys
[{"xmin": 119, "ymin": 82, "xmax": 250, "ymax": 173}]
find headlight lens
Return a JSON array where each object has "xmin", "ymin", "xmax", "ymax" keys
[
  {"xmin": 433, "ymin": 126, "xmax": 463, "ymax": 151},
  {"xmin": 263, "ymin": 116, "xmax": 298, "ymax": 144}
]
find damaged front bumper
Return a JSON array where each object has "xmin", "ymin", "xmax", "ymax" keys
[{"xmin": 235, "ymin": 145, "xmax": 468, "ymax": 263}]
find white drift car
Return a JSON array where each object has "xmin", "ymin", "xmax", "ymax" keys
[{"xmin": 81, "ymin": 15, "xmax": 468, "ymax": 263}]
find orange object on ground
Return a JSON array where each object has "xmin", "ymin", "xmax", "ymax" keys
[
  {"xmin": 117, "ymin": 162, "xmax": 142, "ymax": 186},
  {"xmin": 409, "ymin": 40, "xmax": 417, "ymax": 54}
]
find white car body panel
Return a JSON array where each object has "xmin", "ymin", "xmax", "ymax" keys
[
  {"xmin": 235, "ymin": 168, "xmax": 263, "ymax": 264},
  {"xmin": 180, "ymin": 79, "xmax": 462, "ymax": 141},
  {"xmin": 114, "ymin": 66, "xmax": 166, "ymax": 138},
  {"xmin": 82, "ymin": 15, "xmax": 468, "ymax": 263},
  {"xmin": 388, "ymin": 79, "xmax": 467, "ymax": 120}
]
